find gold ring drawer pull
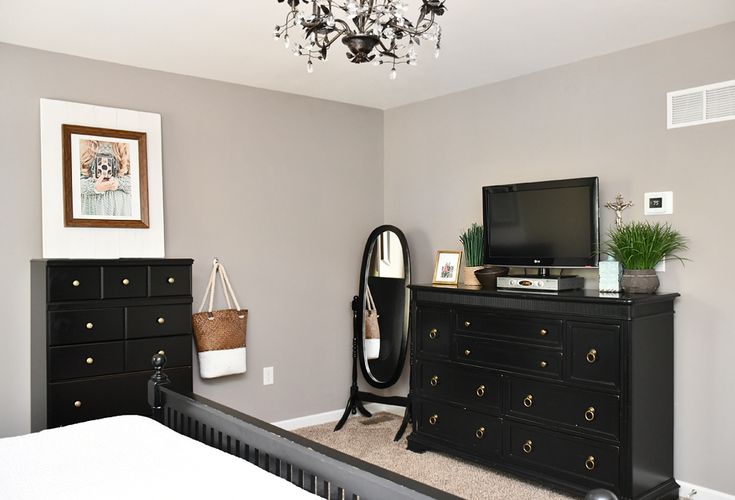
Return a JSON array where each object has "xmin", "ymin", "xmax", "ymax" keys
[
  {"xmin": 430, "ymin": 375, "xmax": 439, "ymax": 387},
  {"xmin": 168, "ymin": 277, "xmax": 176, "ymax": 284},
  {"xmin": 585, "ymin": 407, "xmax": 596, "ymax": 422},
  {"xmin": 158, "ymin": 350, "xmax": 166, "ymax": 356},
  {"xmin": 464, "ymin": 321, "xmax": 471, "ymax": 327},
  {"xmin": 475, "ymin": 427, "xmax": 486, "ymax": 440},
  {"xmin": 540, "ymin": 329, "xmax": 548, "ymax": 336},
  {"xmin": 428, "ymin": 328, "xmax": 438, "ymax": 339},
  {"xmin": 157, "ymin": 317, "xmax": 166, "ymax": 325},
  {"xmin": 122, "ymin": 278, "xmax": 130, "ymax": 286},
  {"xmin": 85, "ymin": 357, "xmax": 94, "ymax": 365},
  {"xmin": 85, "ymin": 322, "xmax": 94, "ymax": 330},
  {"xmin": 428, "ymin": 414, "xmax": 438, "ymax": 425},
  {"xmin": 464, "ymin": 349, "xmax": 471, "ymax": 357},
  {"xmin": 476, "ymin": 385, "xmax": 486, "ymax": 397},
  {"xmin": 523, "ymin": 394, "xmax": 534, "ymax": 408},
  {"xmin": 585, "ymin": 456, "xmax": 596, "ymax": 470},
  {"xmin": 539, "ymin": 361, "xmax": 547, "ymax": 368},
  {"xmin": 72, "ymin": 280, "xmax": 81, "ymax": 287},
  {"xmin": 522, "ymin": 440, "xmax": 533, "ymax": 454},
  {"xmin": 74, "ymin": 400, "xmax": 82, "ymax": 408},
  {"xmin": 586, "ymin": 349, "xmax": 598, "ymax": 364}
]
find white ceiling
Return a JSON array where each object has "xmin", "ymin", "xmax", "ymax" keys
[{"xmin": 1, "ymin": 0, "xmax": 734, "ymax": 109}]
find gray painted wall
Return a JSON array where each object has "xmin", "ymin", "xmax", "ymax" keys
[
  {"xmin": 0, "ymin": 43, "xmax": 383, "ymax": 437},
  {"xmin": 384, "ymin": 22, "xmax": 735, "ymax": 494}
]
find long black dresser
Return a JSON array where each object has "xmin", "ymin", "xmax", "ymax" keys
[
  {"xmin": 407, "ymin": 284, "xmax": 679, "ymax": 500},
  {"xmin": 31, "ymin": 259, "xmax": 194, "ymax": 431}
]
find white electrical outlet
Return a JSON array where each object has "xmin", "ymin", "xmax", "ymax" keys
[{"xmin": 263, "ymin": 366, "xmax": 274, "ymax": 386}]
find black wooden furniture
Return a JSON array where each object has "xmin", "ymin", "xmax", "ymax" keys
[
  {"xmin": 407, "ymin": 284, "xmax": 679, "ymax": 500},
  {"xmin": 31, "ymin": 258, "xmax": 193, "ymax": 431},
  {"xmin": 335, "ymin": 225, "xmax": 412, "ymax": 438},
  {"xmin": 149, "ymin": 354, "xmax": 459, "ymax": 500}
]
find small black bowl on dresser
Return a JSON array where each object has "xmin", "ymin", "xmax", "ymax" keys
[{"xmin": 31, "ymin": 259, "xmax": 194, "ymax": 431}]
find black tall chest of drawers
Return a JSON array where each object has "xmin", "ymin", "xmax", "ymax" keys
[
  {"xmin": 31, "ymin": 259, "xmax": 194, "ymax": 431},
  {"xmin": 407, "ymin": 284, "xmax": 679, "ymax": 500}
]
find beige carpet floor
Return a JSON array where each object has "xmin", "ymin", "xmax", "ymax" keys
[{"xmin": 294, "ymin": 412, "xmax": 575, "ymax": 500}]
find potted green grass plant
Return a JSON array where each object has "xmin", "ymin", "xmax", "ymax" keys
[
  {"xmin": 460, "ymin": 223, "xmax": 484, "ymax": 286},
  {"xmin": 604, "ymin": 221, "xmax": 688, "ymax": 294}
]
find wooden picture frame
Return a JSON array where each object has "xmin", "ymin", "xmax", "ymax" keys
[
  {"xmin": 62, "ymin": 124, "xmax": 149, "ymax": 228},
  {"xmin": 432, "ymin": 250, "xmax": 463, "ymax": 285}
]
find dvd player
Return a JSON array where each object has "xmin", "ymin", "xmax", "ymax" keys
[{"xmin": 497, "ymin": 275, "xmax": 584, "ymax": 291}]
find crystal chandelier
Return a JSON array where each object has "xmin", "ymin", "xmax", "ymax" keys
[{"xmin": 273, "ymin": 0, "xmax": 446, "ymax": 79}]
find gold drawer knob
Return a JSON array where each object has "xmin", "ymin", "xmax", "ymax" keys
[
  {"xmin": 122, "ymin": 278, "xmax": 130, "ymax": 286},
  {"xmin": 476, "ymin": 385, "xmax": 486, "ymax": 397},
  {"xmin": 85, "ymin": 322, "xmax": 94, "ymax": 330},
  {"xmin": 72, "ymin": 280, "xmax": 81, "ymax": 287},
  {"xmin": 168, "ymin": 277, "xmax": 176, "ymax": 284},
  {"xmin": 158, "ymin": 350, "xmax": 166, "ymax": 356},
  {"xmin": 540, "ymin": 329, "xmax": 548, "ymax": 336},
  {"xmin": 522, "ymin": 440, "xmax": 533, "ymax": 454},
  {"xmin": 523, "ymin": 394, "xmax": 534, "ymax": 408},
  {"xmin": 464, "ymin": 349, "xmax": 471, "ymax": 357},
  {"xmin": 430, "ymin": 375, "xmax": 439, "ymax": 387},
  {"xmin": 464, "ymin": 321, "xmax": 471, "ymax": 327},
  {"xmin": 475, "ymin": 427, "xmax": 486, "ymax": 440},
  {"xmin": 586, "ymin": 349, "xmax": 598, "ymax": 364},
  {"xmin": 539, "ymin": 361, "xmax": 547, "ymax": 368},
  {"xmin": 74, "ymin": 400, "xmax": 82, "ymax": 408},
  {"xmin": 585, "ymin": 456, "xmax": 596, "ymax": 470},
  {"xmin": 85, "ymin": 357, "xmax": 94, "ymax": 365},
  {"xmin": 157, "ymin": 317, "xmax": 166, "ymax": 325},
  {"xmin": 428, "ymin": 414, "xmax": 438, "ymax": 425},
  {"xmin": 585, "ymin": 406, "xmax": 596, "ymax": 422},
  {"xmin": 428, "ymin": 328, "xmax": 438, "ymax": 339}
]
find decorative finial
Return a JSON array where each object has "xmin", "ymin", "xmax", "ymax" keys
[{"xmin": 605, "ymin": 194, "xmax": 634, "ymax": 228}]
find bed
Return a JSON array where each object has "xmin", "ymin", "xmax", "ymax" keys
[{"xmin": 0, "ymin": 355, "xmax": 458, "ymax": 500}]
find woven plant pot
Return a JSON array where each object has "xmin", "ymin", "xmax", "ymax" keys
[
  {"xmin": 463, "ymin": 266, "xmax": 483, "ymax": 286},
  {"xmin": 621, "ymin": 269, "xmax": 659, "ymax": 294}
]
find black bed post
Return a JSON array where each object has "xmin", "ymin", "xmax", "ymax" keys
[{"xmin": 148, "ymin": 353, "xmax": 171, "ymax": 423}]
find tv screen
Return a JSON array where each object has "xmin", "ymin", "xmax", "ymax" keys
[{"xmin": 482, "ymin": 177, "xmax": 599, "ymax": 268}]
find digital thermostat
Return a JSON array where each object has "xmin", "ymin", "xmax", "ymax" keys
[{"xmin": 644, "ymin": 191, "xmax": 673, "ymax": 215}]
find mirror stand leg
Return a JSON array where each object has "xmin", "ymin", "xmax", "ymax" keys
[
  {"xmin": 355, "ymin": 397, "xmax": 372, "ymax": 418},
  {"xmin": 394, "ymin": 404, "xmax": 412, "ymax": 442}
]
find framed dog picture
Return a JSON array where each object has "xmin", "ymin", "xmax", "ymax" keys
[
  {"xmin": 432, "ymin": 250, "xmax": 462, "ymax": 285},
  {"xmin": 62, "ymin": 124, "xmax": 149, "ymax": 228}
]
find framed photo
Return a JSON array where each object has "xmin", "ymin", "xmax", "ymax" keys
[
  {"xmin": 62, "ymin": 124, "xmax": 149, "ymax": 228},
  {"xmin": 432, "ymin": 250, "xmax": 463, "ymax": 285}
]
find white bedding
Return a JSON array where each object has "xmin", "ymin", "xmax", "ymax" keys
[{"xmin": 0, "ymin": 415, "xmax": 316, "ymax": 499}]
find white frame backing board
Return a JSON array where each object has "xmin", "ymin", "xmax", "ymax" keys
[{"xmin": 40, "ymin": 99, "xmax": 165, "ymax": 258}]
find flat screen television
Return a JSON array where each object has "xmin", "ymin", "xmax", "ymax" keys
[{"xmin": 482, "ymin": 177, "xmax": 600, "ymax": 270}]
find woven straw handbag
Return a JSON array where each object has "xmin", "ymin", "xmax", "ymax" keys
[
  {"xmin": 363, "ymin": 285, "xmax": 380, "ymax": 360},
  {"xmin": 192, "ymin": 259, "xmax": 247, "ymax": 379}
]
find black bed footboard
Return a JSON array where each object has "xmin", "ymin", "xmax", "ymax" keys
[{"xmin": 148, "ymin": 356, "xmax": 457, "ymax": 500}]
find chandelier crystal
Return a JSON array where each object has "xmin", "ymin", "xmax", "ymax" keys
[{"xmin": 273, "ymin": 0, "xmax": 446, "ymax": 79}]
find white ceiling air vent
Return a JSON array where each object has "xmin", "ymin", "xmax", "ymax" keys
[{"xmin": 668, "ymin": 80, "xmax": 735, "ymax": 129}]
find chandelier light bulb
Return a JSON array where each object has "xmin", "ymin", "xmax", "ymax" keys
[
  {"xmin": 434, "ymin": 46, "xmax": 441, "ymax": 59},
  {"xmin": 389, "ymin": 68, "xmax": 397, "ymax": 80},
  {"xmin": 307, "ymin": 60, "xmax": 314, "ymax": 74},
  {"xmin": 284, "ymin": 34, "xmax": 290, "ymax": 48}
]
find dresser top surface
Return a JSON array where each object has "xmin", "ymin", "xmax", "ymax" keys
[
  {"xmin": 33, "ymin": 258, "xmax": 193, "ymax": 266},
  {"xmin": 409, "ymin": 284, "xmax": 679, "ymax": 305}
]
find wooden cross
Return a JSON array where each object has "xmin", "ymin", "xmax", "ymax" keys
[{"xmin": 605, "ymin": 194, "xmax": 634, "ymax": 228}]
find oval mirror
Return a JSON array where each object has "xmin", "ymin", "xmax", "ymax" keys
[{"xmin": 356, "ymin": 225, "xmax": 411, "ymax": 388}]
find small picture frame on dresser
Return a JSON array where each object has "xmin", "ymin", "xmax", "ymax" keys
[{"xmin": 432, "ymin": 250, "xmax": 462, "ymax": 285}]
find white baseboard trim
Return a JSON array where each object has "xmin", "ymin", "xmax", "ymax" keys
[
  {"xmin": 272, "ymin": 403, "xmax": 404, "ymax": 431},
  {"xmin": 678, "ymin": 481, "xmax": 735, "ymax": 500}
]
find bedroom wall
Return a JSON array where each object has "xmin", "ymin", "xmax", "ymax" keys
[
  {"xmin": 0, "ymin": 43, "xmax": 383, "ymax": 437},
  {"xmin": 383, "ymin": 22, "xmax": 735, "ymax": 494}
]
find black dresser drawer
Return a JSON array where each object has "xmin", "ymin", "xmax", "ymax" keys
[
  {"xmin": 416, "ymin": 360, "xmax": 501, "ymax": 411},
  {"xmin": 456, "ymin": 310, "xmax": 562, "ymax": 347},
  {"xmin": 48, "ymin": 266, "xmax": 100, "ymax": 302},
  {"xmin": 48, "ymin": 342, "xmax": 125, "ymax": 381},
  {"xmin": 414, "ymin": 399, "xmax": 501, "ymax": 456},
  {"xmin": 102, "ymin": 266, "xmax": 147, "ymax": 299},
  {"xmin": 126, "ymin": 304, "xmax": 192, "ymax": 339},
  {"xmin": 455, "ymin": 335, "xmax": 563, "ymax": 379},
  {"xmin": 48, "ymin": 308, "xmax": 124, "ymax": 346},
  {"xmin": 150, "ymin": 265, "xmax": 191, "ymax": 296},
  {"xmin": 47, "ymin": 367, "xmax": 192, "ymax": 428},
  {"xmin": 507, "ymin": 378, "xmax": 620, "ymax": 439},
  {"xmin": 126, "ymin": 335, "xmax": 191, "ymax": 372},
  {"xmin": 505, "ymin": 422, "xmax": 620, "ymax": 490},
  {"xmin": 569, "ymin": 322, "xmax": 621, "ymax": 389},
  {"xmin": 416, "ymin": 306, "xmax": 451, "ymax": 358}
]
